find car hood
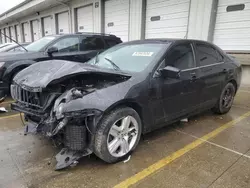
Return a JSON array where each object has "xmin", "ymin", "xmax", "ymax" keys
[
  {"xmin": 0, "ymin": 51, "xmax": 40, "ymax": 62},
  {"xmin": 13, "ymin": 60, "xmax": 131, "ymax": 91}
]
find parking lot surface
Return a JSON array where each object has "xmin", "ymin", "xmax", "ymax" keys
[{"xmin": 1, "ymin": 86, "xmax": 250, "ymax": 188}]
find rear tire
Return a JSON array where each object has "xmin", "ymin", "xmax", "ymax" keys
[
  {"xmin": 94, "ymin": 107, "xmax": 142, "ymax": 163},
  {"xmin": 212, "ymin": 82, "xmax": 236, "ymax": 114}
]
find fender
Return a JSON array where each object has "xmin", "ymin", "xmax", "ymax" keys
[{"xmin": 3, "ymin": 60, "xmax": 37, "ymax": 82}]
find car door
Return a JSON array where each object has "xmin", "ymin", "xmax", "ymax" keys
[
  {"xmin": 48, "ymin": 36, "xmax": 83, "ymax": 62},
  {"xmin": 194, "ymin": 42, "xmax": 227, "ymax": 107},
  {"xmin": 150, "ymin": 42, "xmax": 201, "ymax": 126},
  {"xmin": 78, "ymin": 36, "xmax": 106, "ymax": 62}
]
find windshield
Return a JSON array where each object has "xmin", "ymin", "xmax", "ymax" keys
[
  {"xmin": 87, "ymin": 43, "xmax": 167, "ymax": 72},
  {"xmin": 26, "ymin": 36, "xmax": 56, "ymax": 52}
]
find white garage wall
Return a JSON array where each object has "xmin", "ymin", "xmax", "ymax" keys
[
  {"xmin": 10, "ymin": 26, "xmax": 16, "ymax": 41},
  {"xmin": 15, "ymin": 25, "xmax": 22, "ymax": 42},
  {"xmin": 104, "ymin": 0, "xmax": 130, "ymax": 42},
  {"xmin": 22, "ymin": 22, "xmax": 31, "ymax": 42},
  {"xmin": 76, "ymin": 5, "xmax": 94, "ymax": 32},
  {"xmin": 0, "ymin": 0, "xmax": 249, "ymax": 53},
  {"xmin": 187, "ymin": 0, "xmax": 215, "ymax": 41},
  {"xmin": 5, "ymin": 27, "xmax": 10, "ymax": 42},
  {"xmin": 31, "ymin": 20, "xmax": 40, "ymax": 41},
  {"xmin": 42, "ymin": 16, "xmax": 53, "ymax": 36},
  {"xmin": 213, "ymin": 0, "xmax": 250, "ymax": 51},
  {"xmin": 0, "ymin": 29, "xmax": 4, "ymax": 44},
  {"xmin": 57, "ymin": 11, "xmax": 70, "ymax": 34},
  {"xmin": 145, "ymin": 0, "xmax": 190, "ymax": 39}
]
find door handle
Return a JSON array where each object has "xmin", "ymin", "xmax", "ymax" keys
[
  {"xmin": 190, "ymin": 72, "xmax": 197, "ymax": 81},
  {"xmin": 222, "ymin": 68, "xmax": 228, "ymax": 73}
]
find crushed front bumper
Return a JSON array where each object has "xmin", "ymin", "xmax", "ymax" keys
[{"xmin": 11, "ymin": 102, "xmax": 47, "ymax": 118}]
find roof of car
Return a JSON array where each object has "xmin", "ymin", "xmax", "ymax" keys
[
  {"xmin": 50, "ymin": 33, "xmax": 119, "ymax": 38},
  {"xmin": 123, "ymin": 38, "xmax": 213, "ymax": 45}
]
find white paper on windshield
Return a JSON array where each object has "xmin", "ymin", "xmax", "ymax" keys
[{"xmin": 132, "ymin": 52, "xmax": 154, "ymax": 57}]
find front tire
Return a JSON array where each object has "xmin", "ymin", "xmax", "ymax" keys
[
  {"xmin": 94, "ymin": 107, "xmax": 142, "ymax": 163},
  {"xmin": 212, "ymin": 82, "xmax": 236, "ymax": 114}
]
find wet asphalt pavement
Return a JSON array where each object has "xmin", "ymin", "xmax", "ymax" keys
[{"xmin": 0, "ymin": 86, "xmax": 250, "ymax": 188}]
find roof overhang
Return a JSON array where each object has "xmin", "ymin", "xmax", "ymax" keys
[{"xmin": 0, "ymin": 0, "xmax": 69, "ymax": 26}]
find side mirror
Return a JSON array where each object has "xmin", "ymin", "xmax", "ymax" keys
[
  {"xmin": 47, "ymin": 47, "xmax": 58, "ymax": 56},
  {"xmin": 159, "ymin": 66, "xmax": 181, "ymax": 79}
]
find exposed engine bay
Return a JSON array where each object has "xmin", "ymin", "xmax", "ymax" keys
[{"xmin": 11, "ymin": 73, "xmax": 129, "ymax": 170}]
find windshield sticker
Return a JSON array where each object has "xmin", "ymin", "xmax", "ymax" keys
[{"xmin": 132, "ymin": 52, "xmax": 154, "ymax": 57}]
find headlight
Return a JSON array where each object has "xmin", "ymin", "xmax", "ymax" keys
[
  {"xmin": 0, "ymin": 62, "xmax": 5, "ymax": 68},
  {"xmin": 55, "ymin": 103, "xmax": 65, "ymax": 119}
]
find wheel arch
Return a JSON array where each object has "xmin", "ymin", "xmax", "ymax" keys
[
  {"xmin": 3, "ymin": 60, "xmax": 36, "ymax": 83},
  {"xmin": 228, "ymin": 79, "xmax": 238, "ymax": 93},
  {"xmin": 102, "ymin": 99, "xmax": 145, "ymax": 132}
]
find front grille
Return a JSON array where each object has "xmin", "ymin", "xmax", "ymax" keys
[{"xmin": 11, "ymin": 84, "xmax": 43, "ymax": 109}]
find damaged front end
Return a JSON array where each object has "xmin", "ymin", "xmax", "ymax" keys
[{"xmin": 10, "ymin": 72, "xmax": 128, "ymax": 170}]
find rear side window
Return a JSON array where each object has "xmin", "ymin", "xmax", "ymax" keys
[
  {"xmin": 80, "ymin": 37, "xmax": 105, "ymax": 51},
  {"xmin": 196, "ymin": 44, "xmax": 222, "ymax": 66},
  {"xmin": 105, "ymin": 38, "xmax": 121, "ymax": 47},
  {"xmin": 167, "ymin": 43, "xmax": 195, "ymax": 70}
]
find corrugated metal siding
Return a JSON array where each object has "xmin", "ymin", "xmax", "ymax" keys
[
  {"xmin": 57, "ymin": 12, "xmax": 69, "ymax": 34},
  {"xmin": 104, "ymin": 0, "xmax": 130, "ymax": 42},
  {"xmin": 76, "ymin": 5, "xmax": 94, "ymax": 32},
  {"xmin": 213, "ymin": 0, "xmax": 250, "ymax": 50},
  {"xmin": 145, "ymin": 0, "xmax": 190, "ymax": 39}
]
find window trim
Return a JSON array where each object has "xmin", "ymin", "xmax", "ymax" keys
[
  {"xmin": 45, "ymin": 36, "xmax": 80, "ymax": 53},
  {"xmin": 79, "ymin": 35, "xmax": 106, "ymax": 51},
  {"xmin": 194, "ymin": 42, "xmax": 225, "ymax": 68},
  {"xmin": 153, "ymin": 42, "xmax": 197, "ymax": 75}
]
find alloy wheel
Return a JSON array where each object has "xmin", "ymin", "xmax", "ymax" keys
[{"xmin": 107, "ymin": 116, "xmax": 139, "ymax": 157}]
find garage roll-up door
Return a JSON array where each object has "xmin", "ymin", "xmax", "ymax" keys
[
  {"xmin": 213, "ymin": 0, "xmax": 250, "ymax": 51},
  {"xmin": 76, "ymin": 5, "xmax": 94, "ymax": 32},
  {"xmin": 23, "ymin": 22, "xmax": 31, "ymax": 42},
  {"xmin": 0, "ymin": 29, "xmax": 4, "ymax": 44},
  {"xmin": 42, "ymin": 16, "xmax": 53, "ymax": 36},
  {"xmin": 5, "ymin": 27, "xmax": 10, "ymax": 42},
  {"xmin": 31, "ymin": 20, "xmax": 39, "ymax": 41},
  {"xmin": 3, "ymin": 28, "xmax": 7, "ymax": 43},
  {"xmin": 15, "ymin": 25, "xmax": 21, "ymax": 42},
  {"xmin": 57, "ymin": 12, "xmax": 69, "ymax": 34},
  {"xmin": 145, "ymin": 0, "xmax": 190, "ymax": 39},
  {"xmin": 10, "ymin": 26, "xmax": 16, "ymax": 41},
  {"xmin": 104, "ymin": 0, "xmax": 129, "ymax": 42}
]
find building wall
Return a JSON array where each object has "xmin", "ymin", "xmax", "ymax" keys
[
  {"xmin": 0, "ymin": 0, "xmax": 248, "ymax": 53},
  {"xmin": 1, "ymin": 0, "xmax": 216, "ymax": 43},
  {"xmin": 187, "ymin": 0, "xmax": 216, "ymax": 41}
]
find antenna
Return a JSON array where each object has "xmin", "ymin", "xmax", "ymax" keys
[{"xmin": 0, "ymin": 31, "xmax": 28, "ymax": 52}]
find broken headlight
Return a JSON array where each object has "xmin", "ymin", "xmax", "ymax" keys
[{"xmin": 55, "ymin": 102, "xmax": 65, "ymax": 120}]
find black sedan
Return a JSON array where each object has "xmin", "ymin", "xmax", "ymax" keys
[{"xmin": 11, "ymin": 39, "xmax": 242, "ymax": 169}]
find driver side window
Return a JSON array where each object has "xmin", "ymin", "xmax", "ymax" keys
[
  {"xmin": 51, "ymin": 37, "xmax": 80, "ymax": 52},
  {"xmin": 166, "ymin": 43, "xmax": 195, "ymax": 70}
]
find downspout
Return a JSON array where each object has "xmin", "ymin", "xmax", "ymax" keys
[{"xmin": 55, "ymin": 0, "xmax": 72, "ymax": 33}]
